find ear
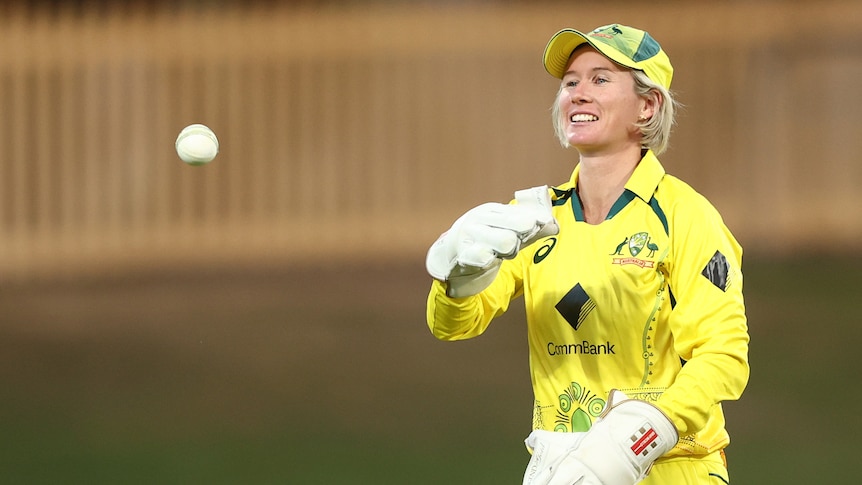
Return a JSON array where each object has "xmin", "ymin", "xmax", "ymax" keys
[{"xmin": 639, "ymin": 90, "xmax": 661, "ymax": 121}]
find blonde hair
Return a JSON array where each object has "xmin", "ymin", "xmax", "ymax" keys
[{"xmin": 551, "ymin": 69, "xmax": 678, "ymax": 155}]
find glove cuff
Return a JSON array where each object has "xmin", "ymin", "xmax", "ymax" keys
[
  {"xmin": 571, "ymin": 391, "xmax": 679, "ymax": 484},
  {"xmin": 603, "ymin": 394, "xmax": 678, "ymax": 464}
]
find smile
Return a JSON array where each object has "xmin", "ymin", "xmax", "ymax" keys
[{"xmin": 570, "ymin": 114, "xmax": 598, "ymax": 123}]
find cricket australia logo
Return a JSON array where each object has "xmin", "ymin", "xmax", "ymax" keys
[{"xmin": 610, "ymin": 232, "xmax": 658, "ymax": 268}]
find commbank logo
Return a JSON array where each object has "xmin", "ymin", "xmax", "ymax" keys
[{"xmin": 555, "ymin": 283, "xmax": 595, "ymax": 330}]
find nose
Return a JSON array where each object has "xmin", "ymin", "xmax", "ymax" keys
[{"xmin": 569, "ymin": 86, "xmax": 589, "ymax": 104}]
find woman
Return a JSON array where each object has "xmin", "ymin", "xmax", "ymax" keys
[{"xmin": 425, "ymin": 24, "xmax": 750, "ymax": 484}]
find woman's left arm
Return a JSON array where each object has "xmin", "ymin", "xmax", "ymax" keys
[{"xmin": 655, "ymin": 200, "xmax": 751, "ymax": 437}]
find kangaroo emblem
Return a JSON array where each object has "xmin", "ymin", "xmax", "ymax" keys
[{"xmin": 611, "ymin": 237, "xmax": 628, "ymax": 255}]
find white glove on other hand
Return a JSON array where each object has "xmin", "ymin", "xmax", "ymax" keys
[
  {"xmin": 426, "ymin": 186, "xmax": 559, "ymax": 298},
  {"xmin": 523, "ymin": 430, "xmax": 598, "ymax": 485},
  {"xmin": 522, "ymin": 390, "xmax": 679, "ymax": 485}
]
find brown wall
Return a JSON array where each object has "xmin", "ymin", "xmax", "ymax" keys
[{"xmin": 1, "ymin": 2, "xmax": 860, "ymax": 281}]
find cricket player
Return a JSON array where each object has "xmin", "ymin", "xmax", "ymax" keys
[{"xmin": 425, "ymin": 24, "xmax": 750, "ymax": 484}]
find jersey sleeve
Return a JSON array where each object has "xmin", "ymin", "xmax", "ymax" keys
[
  {"xmin": 426, "ymin": 255, "xmax": 525, "ymax": 341},
  {"xmin": 655, "ymin": 195, "xmax": 751, "ymax": 437}
]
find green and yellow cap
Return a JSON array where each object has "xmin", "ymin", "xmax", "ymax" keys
[{"xmin": 543, "ymin": 23, "xmax": 673, "ymax": 89}]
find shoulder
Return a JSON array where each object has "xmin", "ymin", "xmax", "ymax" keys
[
  {"xmin": 655, "ymin": 174, "xmax": 723, "ymax": 219},
  {"xmin": 655, "ymin": 174, "xmax": 742, "ymax": 258},
  {"xmin": 653, "ymin": 174, "xmax": 740, "ymax": 249}
]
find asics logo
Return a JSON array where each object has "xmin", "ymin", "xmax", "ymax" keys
[{"xmin": 533, "ymin": 237, "xmax": 557, "ymax": 264}]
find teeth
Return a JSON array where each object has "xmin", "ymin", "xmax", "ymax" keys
[{"xmin": 570, "ymin": 114, "xmax": 598, "ymax": 122}]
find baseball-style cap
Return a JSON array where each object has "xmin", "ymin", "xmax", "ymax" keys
[{"xmin": 543, "ymin": 24, "xmax": 673, "ymax": 90}]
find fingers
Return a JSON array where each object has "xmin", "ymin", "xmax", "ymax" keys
[
  {"xmin": 514, "ymin": 185, "xmax": 555, "ymax": 226},
  {"xmin": 466, "ymin": 202, "xmax": 556, "ymax": 250},
  {"xmin": 426, "ymin": 186, "xmax": 559, "ymax": 296},
  {"xmin": 466, "ymin": 202, "xmax": 546, "ymax": 237},
  {"xmin": 523, "ymin": 430, "xmax": 592, "ymax": 485},
  {"xmin": 515, "ymin": 186, "xmax": 560, "ymax": 246},
  {"xmin": 457, "ymin": 222, "xmax": 522, "ymax": 265}
]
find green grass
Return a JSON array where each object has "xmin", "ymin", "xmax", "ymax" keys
[
  {"xmin": 0, "ymin": 255, "xmax": 859, "ymax": 483},
  {"xmin": 721, "ymin": 255, "xmax": 862, "ymax": 484},
  {"xmin": 0, "ymin": 421, "xmax": 525, "ymax": 484}
]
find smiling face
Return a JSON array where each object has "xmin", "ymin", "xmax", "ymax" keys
[{"xmin": 554, "ymin": 45, "xmax": 655, "ymax": 155}]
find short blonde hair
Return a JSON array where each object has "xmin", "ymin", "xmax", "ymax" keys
[{"xmin": 551, "ymin": 69, "xmax": 678, "ymax": 155}]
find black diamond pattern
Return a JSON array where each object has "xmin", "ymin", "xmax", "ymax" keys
[
  {"xmin": 555, "ymin": 283, "xmax": 594, "ymax": 330},
  {"xmin": 702, "ymin": 250, "xmax": 730, "ymax": 292}
]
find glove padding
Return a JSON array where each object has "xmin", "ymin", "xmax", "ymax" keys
[
  {"xmin": 523, "ymin": 390, "xmax": 679, "ymax": 485},
  {"xmin": 523, "ymin": 429, "xmax": 596, "ymax": 485},
  {"xmin": 426, "ymin": 186, "xmax": 559, "ymax": 298}
]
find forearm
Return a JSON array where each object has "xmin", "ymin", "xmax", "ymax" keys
[
  {"xmin": 426, "ymin": 280, "xmax": 498, "ymax": 340},
  {"xmin": 656, "ymin": 349, "xmax": 750, "ymax": 437}
]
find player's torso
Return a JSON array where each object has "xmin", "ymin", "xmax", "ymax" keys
[{"xmin": 519, "ymin": 192, "xmax": 681, "ymax": 432}]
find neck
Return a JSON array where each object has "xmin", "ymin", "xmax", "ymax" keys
[{"xmin": 576, "ymin": 148, "xmax": 643, "ymax": 224}]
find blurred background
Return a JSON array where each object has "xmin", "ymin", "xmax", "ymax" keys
[{"xmin": 0, "ymin": 0, "xmax": 860, "ymax": 483}]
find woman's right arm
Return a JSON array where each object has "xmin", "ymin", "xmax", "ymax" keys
[{"xmin": 426, "ymin": 261, "xmax": 522, "ymax": 341}]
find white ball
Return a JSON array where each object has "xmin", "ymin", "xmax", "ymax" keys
[{"xmin": 176, "ymin": 124, "xmax": 219, "ymax": 165}]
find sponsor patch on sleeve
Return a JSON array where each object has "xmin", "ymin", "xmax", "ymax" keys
[{"xmin": 701, "ymin": 250, "xmax": 730, "ymax": 291}]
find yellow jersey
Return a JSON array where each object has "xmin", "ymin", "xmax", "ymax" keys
[{"xmin": 426, "ymin": 150, "xmax": 750, "ymax": 458}]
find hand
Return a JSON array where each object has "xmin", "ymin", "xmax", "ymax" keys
[
  {"xmin": 426, "ymin": 186, "xmax": 559, "ymax": 298},
  {"xmin": 522, "ymin": 391, "xmax": 679, "ymax": 485},
  {"xmin": 523, "ymin": 430, "xmax": 596, "ymax": 485}
]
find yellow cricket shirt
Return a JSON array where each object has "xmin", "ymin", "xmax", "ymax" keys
[{"xmin": 426, "ymin": 150, "xmax": 750, "ymax": 458}]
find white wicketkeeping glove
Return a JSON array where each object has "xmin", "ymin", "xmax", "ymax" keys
[
  {"xmin": 522, "ymin": 430, "xmax": 596, "ymax": 485},
  {"xmin": 522, "ymin": 390, "xmax": 679, "ymax": 485},
  {"xmin": 426, "ymin": 186, "xmax": 559, "ymax": 298}
]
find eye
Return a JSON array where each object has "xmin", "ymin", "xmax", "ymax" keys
[
  {"xmin": 563, "ymin": 79, "xmax": 578, "ymax": 88},
  {"xmin": 595, "ymin": 76, "xmax": 610, "ymax": 84}
]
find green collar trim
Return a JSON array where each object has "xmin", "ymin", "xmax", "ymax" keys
[
  {"xmin": 566, "ymin": 150, "xmax": 665, "ymax": 223},
  {"xmin": 570, "ymin": 188, "xmax": 637, "ymax": 222}
]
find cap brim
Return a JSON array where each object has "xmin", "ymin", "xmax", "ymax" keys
[{"xmin": 543, "ymin": 29, "xmax": 639, "ymax": 79}]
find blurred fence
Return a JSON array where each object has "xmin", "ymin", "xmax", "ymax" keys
[{"xmin": 0, "ymin": 2, "xmax": 860, "ymax": 281}]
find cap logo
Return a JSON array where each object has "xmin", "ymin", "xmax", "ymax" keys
[{"xmin": 588, "ymin": 24, "xmax": 661, "ymax": 63}]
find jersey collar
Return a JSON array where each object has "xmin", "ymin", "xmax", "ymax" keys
[
  {"xmin": 624, "ymin": 150, "xmax": 666, "ymax": 203},
  {"xmin": 567, "ymin": 150, "xmax": 666, "ymax": 221}
]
